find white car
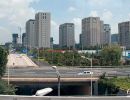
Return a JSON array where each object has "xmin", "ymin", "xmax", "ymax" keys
[{"xmin": 78, "ymin": 71, "xmax": 93, "ymax": 75}]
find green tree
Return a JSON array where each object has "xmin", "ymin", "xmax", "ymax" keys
[
  {"xmin": 0, "ymin": 80, "xmax": 16, "ymax": 95},
  {"xmin": 63, "ymin": 52, "xmax": 74, "ymax": 66},
  {"xmin": 100, "ymin": 45, "xmax": 122, "ymax": 66},
  {"xmin": 0, "ymin": 47, "xmax": 8, "ymax": 77},
  {"xmin": 0, "ymin": 47, "xmax": 16, "ymax": 95}
]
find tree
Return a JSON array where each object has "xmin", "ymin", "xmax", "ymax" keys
[
  {"xmin": 0, "ymin": 47, "xmax": 8, "ymax": 78},
  {"xmin": 0, "ymin": 47, "xmax": 16, "ymax": 95},
  {"xmin": 0, "ymin": 80, "xmax": 16, "ymax": 95},
  {"xmin": 100, "ymin": 45, "xmax": 122, "ymax": 66}
]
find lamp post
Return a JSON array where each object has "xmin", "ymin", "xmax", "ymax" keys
[
  {"xmin": 52, "ymin": 66, "xmax": 60, "ymax": 96},
  {"xmin": 37, "ymin": 47, "xmax": 40, "ymax": 66},
  {"xmin": 7, "ymin": 66, "xmax": 9, "ymax": 86},
  {"xmin": 81, "ymin": 56, "xmax": 93, "ymax": 96}
]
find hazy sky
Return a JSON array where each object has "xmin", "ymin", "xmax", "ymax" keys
[{"xmin": 0, "ymin": 0, "xmax": 130, "ymax": 44}]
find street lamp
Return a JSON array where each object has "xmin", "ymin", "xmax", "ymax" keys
[
  {"xmin": 35, "ymin": 88, "xmax": 53, "ymax": 96},
  {"xmin": 52, "ymin": 66, "xmax": 61, "ymax": 96},
  {"xmin": 81, "ymin": 56, "xmax": 93, "ymax": 96}
]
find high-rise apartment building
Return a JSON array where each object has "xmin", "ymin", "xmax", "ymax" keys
[
  {"xmin": 111, "ymin": 34, "xmax": 119, "ymax": 44},
  {"xmin": 12, "ymin": 33, "xmax": 18, "ymax": 45},
  {"xmin": 22, "ymin": 33, "xmax": 27, "ymax": 47},
  {"xmin": 79, "ymin": 33, "xmax": 83, "ymax": 46},
  {"xmin": 50, "ymin": 37, "xmax": 53, "ymax": 49},
  {"xmin": 82, "ymin": 17, "xmax": 104, "ymax": 47},
  {"xmin": 102, "ymin": 24, "xmax": 111, "ymax": 45},
  {"xmin": 59, "ymin": 23, "xmax": 75, "ymax": 48},
  {"xmin": 35, "ymin": 12, "xmax": 51, "ymax": 48},
  {"xmin": 118, "ymin": 21, "xmax": 130, "ymax": 49},
  {"xmin": 26, "ymin": 19, "xmax": 36, "ymax": 48}
]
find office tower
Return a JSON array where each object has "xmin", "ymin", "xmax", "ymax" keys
[
  {"xmin": 118, "ymin": 21, "xmax": 130, "ymax": 49},
  {"xmin": 79, "ymin": 34, "xmax": 83, "ymax": 45},
  {"xmin": 59, "ymin": 23, "xmax": 75, "ymax": 49},
  {"xmin": 82, "ymin": 17, "xmax": 104, "ymax": 47},
  {"xmin": 111, "ymin": 34, "xmax": 119, "ymax": 44},
  {"xmin": 35, "ymin": 12, "xmax": 51, "ymax": 48},
  {"xmin": 12, "ymin": 33, "xmax": 18, "ymax": 45},
  {"xmin": 102, "ymin": 24, "xmax": 111, "ymax": 45},
  {"xmin": 22, "ymin": 33, "xmax": 27, "ymax": 47},
  {"xmin": 50, "ymin": 37, "xmax": 53, "ymax": 49},
  {"xmin": 26, "ymin": 19, "xmax": 36, "ymax": 48}
]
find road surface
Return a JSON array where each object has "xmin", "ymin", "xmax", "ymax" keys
[
  {"xmin": 5, "ymin": 54, "xmax": 130, "ymax": 78},
  {"xmin": 7, "ymin": 54, "xmax": 38, "ymax": 68}
]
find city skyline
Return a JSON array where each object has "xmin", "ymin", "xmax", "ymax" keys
[{"xmin": 0, "ymin": 0, "xmax": 130, "ymax": 44}]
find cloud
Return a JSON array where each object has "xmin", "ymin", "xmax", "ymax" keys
[
  {"xmin": 102, "ymin": 9, "xmax": 113, "ymax": 22},
  {"xmin": 87, "ymin": 0, "xmax": 109, "ymax": 6},
  {"xmin": 68, "ymin": 6, "xmax": 76, "ymax": 12},
  {"xmin": 129, "ymin": 13, "xmax": 130, "ymax": 18},
  {"xmin": 89, "ymin": 11, "xmax": 98, "ymax": 17},
  {"xmin": 72, "ymin": 17, "xmax": 81, "ymax": 43},
  {"xmin": 0, "ymin": 27, "xmax": 11, "ymax": 44},
  {"xmin": 51, "ymin": 20, "xmax": 59, "ymax": 44},
  {"xmin": 0, "ymin": 0, "xmax": 39, "ymax": 44}
]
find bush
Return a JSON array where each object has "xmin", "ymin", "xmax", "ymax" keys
[
  {"xmin": 0, "ymin": 47, "xmax": 8, "ymax": 77},
  {"xmin": 0, "ymin": 79, "xmax": 16, "ymax": 95}
]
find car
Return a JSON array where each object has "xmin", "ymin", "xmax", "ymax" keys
[{"xmin": 78, "ymin": 71, "xmax": 93, "ymax": 75}]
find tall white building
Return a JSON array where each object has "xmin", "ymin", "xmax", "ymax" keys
[
  {"xmin": 82, "ymin": 17, "xmax": 104, "ymax": 47},
  {"xmin": 59, "ymin": 23, "xmax": 75, "ymax": 49},
  {"xmin": 35, "ymin": 12, "xmax": 51, "ymax": 48},
  {"xmin": 26, "ymin": 19, "xmax": 36, "ymax": 48}
]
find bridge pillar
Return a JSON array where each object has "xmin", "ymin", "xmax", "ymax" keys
[{"xmin": 93, "ymin": 81, "xmax": 98, "ymax": 96}]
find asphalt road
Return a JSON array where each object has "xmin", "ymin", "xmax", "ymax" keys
[
  {"xmin": 7, "ymin": 54, "xmax": 38, "ymax": 68},
  {"xmin": 4, "ymin": 67, "xmax": 130, "ymax": 78},
  {"xmin": 5, "ymin": 53, "xmax": 130, "ymax": 78}
]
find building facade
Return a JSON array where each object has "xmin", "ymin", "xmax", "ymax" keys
[
  {"xmin": 118, "ymin": 21, "xmax": 130, "ymax": 49},
  {"xmin": 82, "ymin": 17, "xmax": 104, "ymax": 47},
  {"xmin": 102, "ymin": 24, "xmax": 111, "ymax": 45},
  {"xmin": 12, "ymin": 33, "xmax": 18, "ymax": 45},
  {"xmin": 35, "ymin": 12, "xmax": 51, "ymax": 48},
  {"xmin": 26, "ymin": 19, "xmax": 36, "ymax": 48},
  {"xmin": 50, "ymin": 37, "xmax": 53, "ymax": 49},
  {"xmin": 79, "ymin": 33, "xmax": 83, "ymax": 46},
  {"xmin": 22, "ymin": 33, "xmax": 27, "ymax": 47},
  {"xmin": 111, "ymin": 34, "xmax": 119, "ymax": 44},
  {"xmin": 59, "ymin": 23, "xmax": 75, "ymax": 49}
]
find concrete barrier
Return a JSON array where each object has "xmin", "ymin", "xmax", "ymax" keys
[{"xmin": 0, "ymin": 95, "xmax": 130, "ymax": 100}]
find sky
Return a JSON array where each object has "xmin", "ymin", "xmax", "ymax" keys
[{"xmin": 0, "ymin": 0, "xmax": 130, "ymax": 44}]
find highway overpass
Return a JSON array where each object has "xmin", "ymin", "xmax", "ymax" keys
[{"xmin": 0, "ymin": 95, "xmax": 130, "ymax": 100}]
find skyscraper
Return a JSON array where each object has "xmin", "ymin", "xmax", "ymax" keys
[
  {"xmin": 79, "ymin": 33, "xmax": 83, "ymax": 46},
  {"xmin": 22, "ymin": 33, "xmax": 27, "ymax": 47},
  {"xmin": 82, "ymin": 17, "xmax": 104, "ymax": 47},
  {"xmin": 59, "ymin": 23, "xmax": 75, "ymax": 49},
  {"xmin": 118, "ymin": 21, "xmax": 130, "ymax": 49},
  {"xmin": 26, "ymin": 19, "xmax": 36, "ymax": 48},
  {"xmin": 35, "ymin": 12, "xmax": 51, "ymax": 48},
  {"xmin": 111, "ymin": 34, "xmax": 119, "ymax": 44},
  {"xmin": 12, "ymin": 33, "xmax": 18, "ymax": 45},
  {"xmin": 102, "ymin": 24, "xmax": 111, "ymax": 45}
]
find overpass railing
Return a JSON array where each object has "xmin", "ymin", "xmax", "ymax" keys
[{"xmin": 0, "ymin": 95, "xmax": 130, "ymax": 100}]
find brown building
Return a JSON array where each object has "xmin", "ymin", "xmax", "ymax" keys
[
  {"xmin": 81, "ymin": 17, "xmax": 104, "ymax": 47},
  {"xmin": 118, "ymin": 21, "xmax": 130, "ymax": 49}
]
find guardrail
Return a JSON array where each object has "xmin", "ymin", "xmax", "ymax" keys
[{"xmin": 0, "ymin": 95, "xmax": 130, "ymax": 100}]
